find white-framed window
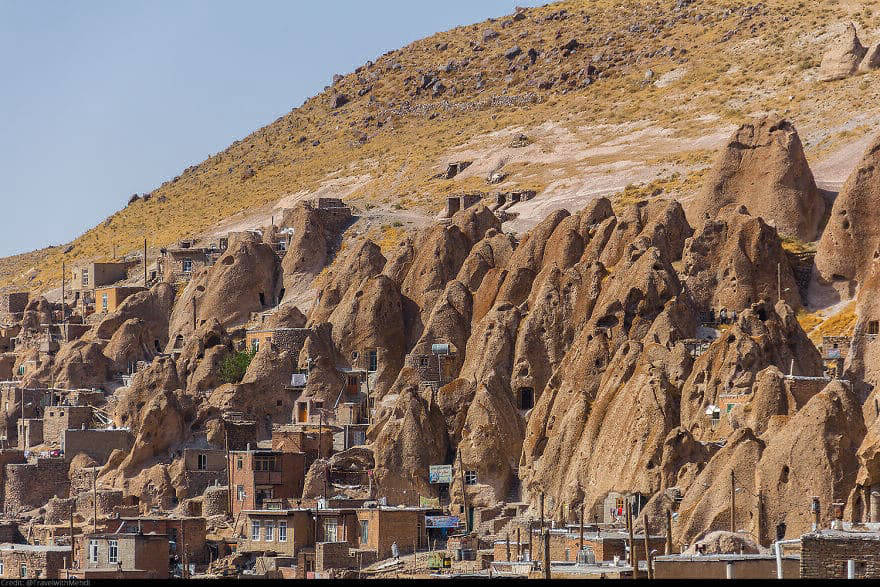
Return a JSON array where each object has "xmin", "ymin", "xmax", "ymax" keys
[
  {"xmin": 0, "ymin": 560, "xmax": 5, "ymax": 575},
  {"xmin": 101, "ymin": 293, "xmax": 108, "ymax": 313},
  {"xmin": 108, "ymin": 539, "xmax": 118, "ymax": 564},
  {"xmin": 19, "ymin": 564, "xmax": 25, "ymax": 579},
  {"xmin": 197, "ymin": 454, "xmax": 208, "ymax": 470},
  {"xmin": 89, "ymin": 539, "xmax": 99, "ymax": 563},
  {"xmin": 251, "ymin": 338, "xmax": 259, "ymax": 353},
  {"xmin": 464, "ymin": 470, "xmax": 477, "ymax": 485},
  {"xmin": 323, "ymin": 518, "xmax": 338, "ymax": 542},
  {"xmin": 182, "ymin": 258, "xmax": 193, "ymax": 274},
  {"xmin": 81, "ymin": 268, "xmax": 89, "ymax": 286},
  {"xmin": 265, "ymin": 521, "xmax": 275, "ymax": 542},
  {"xmin": 237, "ymin": 485, "xmax": 245, "ymax": 502},
  {"xmin": 251, "ymin": 520, "xmax": 261, "ymax": 541},
  {"xmin": 278, "ymin": 521, "xmax": 287, "ymax": 542},
  {"xmin": 360, "ymin": 520, "xmax": 369, "ymax": 543}
]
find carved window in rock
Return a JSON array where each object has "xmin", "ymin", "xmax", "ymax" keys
[{"xmin": 464, "ymin": 471, "xmax": 477, "ymax": 485}]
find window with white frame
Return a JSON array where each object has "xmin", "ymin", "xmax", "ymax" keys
[
  {"xmin": 19, "ymin": 564, "xmax": 25, "ymax": 579},
  {"xmin": 237, "ymin": 485, "xmax": 245, "ymax": 502},
  {"xmin": 108, "ymin": 540, "xmax": 118, "ymax": 564},
  {"xmin": 251, "ymin": 520, "xmax": 261, "ymax": 541},
  {"xmin": 197, "ymin": 454, "xmax": 208, "ymax": 470},
  {"xmin": 1, "ymin": 560, "xmax": 5, "ymax": 575},
  {"xmin": 89, "ymin": 540, "xmax": 99, "ymax": 563},
  {"xmin": 278, "ymin": 521, "xmax": 287, "ymax": 542},
  {"xmin": 265, "ymin": 521, "xmax": 275, "ymax": 542},
  {"xmin": 182, "ymin": 258, "xmax": 193, "ymax": 274},
  {"xmin": 464, "ymin": 470, "xmax": 477, "ymax": 485}
]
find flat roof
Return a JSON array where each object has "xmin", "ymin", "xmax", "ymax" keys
[
  {"xmin": 654, "ymin": 554, "xmax": 799, "ymax": 562},
  {"xmin": 804, "ymin": 530, "xmax": 880, "ymax": 542},
  {"xmin": 0, "ymin": 543, "xmax": 71, "ymax": 552}
]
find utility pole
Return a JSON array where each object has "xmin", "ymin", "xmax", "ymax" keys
[
  {"xmin": 516, "ymin": 527, "xmax": 521, "ymax": 560},
  {"xmin": 61, "ymin": 261, "xmax": 66, "ymax": 324},
  {"xmin": 579, "ymin": 505, "xmax": 584, "ymax": 553},
  {"xmin": 543, "ymin": 528, "xmax": 550, "ymax": 579},
  {"xmin": 457, "ymin": 449, "xmax": 469, "ymax": 533},
  {"xmin": 191, "ymin": 297, "xmax": 197, "ymax": 331},
  {"xmin": 506, "ymin": 532, "xmax": 511, "ymax": 561},
  {"xmin": 144, "ymin": 238, "xmax": 148, "ymax": 286},
  {"xmin": 756, "ymin": 490, "xmax": 764, "ymax": 546},
  {"xmin": 93, "ymin": 468, "xmax": 98, "ymax": 534},
  {"xmin": 539, "ymin": 492, "xmax": 545, "ymax": 531},
  {"xmin": 730, "ymin": 470, "xmax": 736, "ymax": 533},
  {"xmin": 627, "ymin": 502, "xmax": 635, "ymax": 571},
  {"xmin": 777, "ymin": 263, "xmax": 781, "ymax": 301},
  {"xmin": 665, "ymin": 509, "xmax": 673, "ymax": 555},
  {"xmin": 643, "ymin": 517, "xmax": 653, "ymax": 579}
]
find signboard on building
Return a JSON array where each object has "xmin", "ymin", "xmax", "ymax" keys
[
  {"xmin": 426, "ymin": 515, "xmax": 460, "ymax": 529},
  {"xmin": 429, "ymin": 464, "xmax": 453, "ymax": 484},
  {"xmin": 420, "ymin": 496, "xmax": 440, "ymax": 508}
]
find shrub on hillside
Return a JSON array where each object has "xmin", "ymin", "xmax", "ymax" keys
[{"xmin": 219, "ymin": 350, "xmax": 256, "ymax": 384}]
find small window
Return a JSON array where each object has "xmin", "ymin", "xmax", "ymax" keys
[
  {"xmin": 0, "ymin": 560, "xmax": 4, "ymax": 575},
  {"xmin": 237, "ymin": 485, "xmax": 245, "ymax": 502},
  {"xmin": 82, "ymin": 268, "xmax": 89, "ymax": 286},
  {"xmin": 108, "ymin": 539, "xmax": 118, "ymax": 564},
  {"xmin": 464, "ymin": 471, "xmax": 477, "ymax": 485},
  {"xmin": 251, "ymin": 520, "xmax": 261, "ymax": 541},
  {"xmin": 89, "ymin": 539, "xmax": 99, "ymax": 563},
  {"xmin": 278, "ymin": 521, "xmax": 287, "ymax": 542},
  {"xmin": 360, "ymin": 520, "xmax": 369, "ymax": 543},
  {"xmin": 419, "ymin": 356, "xmax": 429, "ymax": 368},
  {"xmin": 368, "ymin": 350, "xmax": 378, "ymax": 372},
  {"xmin": 237, "ymin": 457, "xmax": 243, "ymax": 470},
  {"xmin": 251, "ymin": 338, "xmax": 259, "ymax": 353},
  {"xmin": 870, "ymin": 321, "xmax": 880, "ymax": 335},
  {"xmin": 197, "ymin": 454, "xmax": 208, "ymax": 470},
  {"xmin": 265, "ymin": 522, "xmax": 275, "ymax": 541},
  {"xmin": 19, "ymin": 564, "xmax": 25, "ymax": 579},
  {"xmin": 101, "ymin": 293, "xmax": 108, "ymax": 313},
  {"xmin": 182, "ymin": 259, "xmax": 193, "ymax": 274}
]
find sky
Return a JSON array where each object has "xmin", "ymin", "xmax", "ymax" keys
[{"xmin": 0, "ymin": 0, "xmax": 544, "ymax": 258}]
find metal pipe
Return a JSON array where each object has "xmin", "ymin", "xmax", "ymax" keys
[
  {"xmin": 848, "ymin": 559, "xmax": 856, "ymax": 579},
  {"xmin": 774, "ymin": 539, "xmax": 800, "ymax": 579}
]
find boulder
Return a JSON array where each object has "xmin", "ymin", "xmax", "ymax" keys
[{"xmin": 820, "ymin": 23, "xmax": 867, "ymax": 81}]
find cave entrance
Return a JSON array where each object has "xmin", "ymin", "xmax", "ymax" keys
[{"xmin": 518, "ymin": 387, "xmax": 534, "ymax": 410}]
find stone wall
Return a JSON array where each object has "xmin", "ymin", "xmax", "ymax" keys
[
  {"xmin": 0, "ymin": 545, "xmax": 71, "ymax": 579},
  {"xmin": 801, "ymin": 532, "xmax": 880, "ymax": 579},
  {"xmin": 316, "ymin": 541, "xmax": 356, "ymax": 571},
  {"xmin": 202, "ymin": 485, "xmax": 228, "ymax": 517},
  {"xmin": 4, "ymin": 457, "xmax": 69, "ymax": 513}
]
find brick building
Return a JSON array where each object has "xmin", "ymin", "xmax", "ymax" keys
[
  {"xmin": 272, "ymin": 425, "xmax": 334, "ymax": 469},
  {"xmin": 94, "ymin": 286, "xmax": 146, "ymax": 314},
  {"xmin": 116, "ymin": 517, "xmax": 207, "ymax": 564},
  {"xmin": 70, "ymin": 532, "xmax": 169, "ymax": 579},
  {"xmin": 245, "ymin": 327, "xmax": 311, "ymax": 356},
  {"xmin": 239, "ymin": 509, "xmax": 316, "ymax": 557},
  {"xmin": 229, "ymin": 447, "xmax": 306, "ymax": 517},
  {"xmin": 179, "ymin": 448, "xmax": 227, "ymax": 499},
  {"xmin": 42, "ymin": 405, "xmax": 93, "ymax": 447},
  {"xmin": 0, "ymin": 544, "xmax": 72, "ymax": 579},
  {"xmin": 801, "ymin": 530, "xmax": 880, "ymax": 579},
  {"xmin": 69, "ymin": 262, "xmax": 133, "ymax": 293},
  {"xmin": 653, "ymin": 553, "xmax": 799, "ymax": 579},
  {"xmin": 356, "ymin": 507, "xmax": 427, "ymax": 559}
]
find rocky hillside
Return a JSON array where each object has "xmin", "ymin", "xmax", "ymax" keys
[{"xmin": 6, "ymin": 0, "xmax": 880, "ymax": 291}]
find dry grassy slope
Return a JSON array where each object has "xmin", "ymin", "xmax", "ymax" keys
[{"xmin": 4, "ymin": 0, "xmax": 880, "ymax": 292}]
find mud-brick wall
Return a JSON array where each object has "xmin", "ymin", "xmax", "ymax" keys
[
  {"xmin": 801, "ymin": 533, "xmax": 880, "ymax": 578},
  {"xmin": 63, "ymin": 428, "xmax": 133, "ymax": 465},
  {"xmin": 4, "ymin": 458, "xmax": 69, "ymax": 512},
  {"xmin": 203, "ymin": 486, "xmax": 229, "ymax": 517},
  {"xmin": 224, "ymin": 420, "xmax": 257, "ymax": 451}
]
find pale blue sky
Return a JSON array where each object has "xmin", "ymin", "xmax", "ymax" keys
[{"xmin": 0, "ymin": 0, "xmax": 543, "ymax": 257}]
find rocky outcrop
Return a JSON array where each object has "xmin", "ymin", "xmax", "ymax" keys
[
  {"xmin": 168, "ymin": 234, "xmax": 281, "ymax": 346},
  {"xmin": 820, "ymin": 23, "xmax": 867, "ymax": 81},
  {"xmin": 683, "ymin": 205, "xmax": 801, "ymax": 312},
  {"xmin": 688, "ymin": 117, "xmax": 824, "ymax": 242},
  {"xmin": 816, "ymin": 134, "xmax": 880, "ymax": 296}
]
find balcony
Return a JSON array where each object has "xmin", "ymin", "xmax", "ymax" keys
[{"xmin": 253, "ymin": 470, "xmax": 283, "ymax": 484}]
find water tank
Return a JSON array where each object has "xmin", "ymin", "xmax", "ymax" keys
[{"xmin": 431, "ymin": 343, "xmax": 451, "ymax": 355}]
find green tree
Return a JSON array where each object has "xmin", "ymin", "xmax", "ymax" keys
[{"xmin": 218, "ymin": 349, "xmax": 256, "ymax": 384}]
